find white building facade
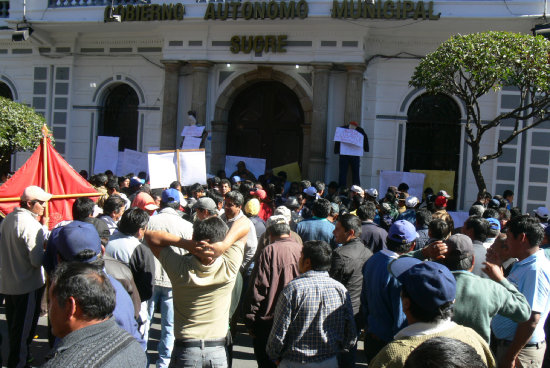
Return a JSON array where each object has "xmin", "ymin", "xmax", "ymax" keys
[{"xmin": 0, "ymin": 0, "xmax": 548, "ymax": 211}]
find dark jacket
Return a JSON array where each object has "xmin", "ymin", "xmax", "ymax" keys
[
  {"xmin": 333, "ymin": 124, "xmax": 369, "ymax": 155},
  {"xmin": 330, "ymin": 237, "xmax": 373, "ymax": 316},
  {"xmin": 104, "ymin": 254, "xmax": 141, "ymax": 320},
  {"xmin": 360, "ymin": 221, "xmax": 388, "ymax": 253}
]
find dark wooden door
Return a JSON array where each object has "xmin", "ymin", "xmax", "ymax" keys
[
  {"xmin": 227, "ymin": 81, "xmax": 303, "ymax": 169},
  {"xmin": 99, "ymin": 84, "xmax": 139, "ymax": 151}
]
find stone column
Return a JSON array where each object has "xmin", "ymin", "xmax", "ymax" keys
[
  {"xmin": 210, "ymin": 120, "xmax": 228, "ymax": 175},
  {"xmin": 301, "ymin": 123, "xmax": 311, "ymax": 179},
  {"xmin": 160, "ymin": 60, "xmax": 181, "ymax": 149},
  {"xmin": 307, "ymin": 63, "xmax": 331, "ymax": 181},
  {"xmin": 344, "ymin": 63, "xmax": 366, "ymax": 123},
  {"xmin": 190, "ymin": 61, "xmax": 213, "ymax": 126}
]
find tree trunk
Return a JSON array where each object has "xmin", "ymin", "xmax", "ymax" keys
[{"xmin": 470, "ymin": 143, "xmax": 486, "ymax": 193}]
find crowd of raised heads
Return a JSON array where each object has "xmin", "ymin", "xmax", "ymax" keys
[{"xmin": 79, "ymin": 166, "xmax": 537, "ymax": 238}]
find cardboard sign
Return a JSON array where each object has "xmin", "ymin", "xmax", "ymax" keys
[
  {"xmin": 148, "ymin": 152, "xmax": 178, "ymax": 189},
  {"xmin": 334, "ymin": 127, "xmax": 363, "ymax": 148},
  {"xmin": 340, "ymin": 142, "xmax": 363, "ymax": 157},
  {"xmin": 181, "ymin": 126, "xmax": 205, "ymax": 137},
  {"xmin": 272, "ymin": 162, "xmax": 302, "ymax": 182},
  {"xmin": 410, "ymin": 169, "xmax": 455, "ymax": 199},
  {"xmin": 225, "ymin": 155, "xmax": 266, "ymax": 179},
  {"xmin": 93, "ymin": 136, "xmax": 119, "ymax": 174},
  {"xmin": 181, "ymin": 136, "xmax": 202, "ymax": 150},
  {"xmin": 379, "ymin": 170, "xmax": 426, "ymax": 200},
  {"xmin": 448, "ymin": 211, "xmax": 469, "ymax": 229},
  {"xmin": 116, "ymin": 149, "xmax": 149, "ymax": 177},
  {"xmin": 178, "ymin": 150, "xmax": 207, "ymax": 185}
]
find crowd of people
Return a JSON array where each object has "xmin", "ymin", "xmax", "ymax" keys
[{"xmin": 0, "ymin": 162, "xmax": 550, "ymax": 368}]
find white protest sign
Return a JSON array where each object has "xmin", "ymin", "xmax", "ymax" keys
[
  {"xmin": 181, "ymin": 126, "xmax": 205, "ymax": 137},
  {"xmin": 181, "ymin": 137, "xmax": 202, "ymax": 150},
  {"xmin": 340, "ymin": 142, "xmax": 363, "ymax": 157},
  {"xmin": 448, "ymin": 211, "xmax": 469, "ymax": 229},
  {"xmin": 148, "ymin": 152, "xmax": 178, "ymax": 189},
  {"xmin": 116, "ymin": 149, "xmax": 148, "ymax": 177},
  {"xmin": 379, "ymin": 171, "xmax": 426, "ymax": 200},
  {"xmin": 178, "ymin": 150, "xmax": 207, "ymax": 186},
  {"xmin": 225, "ymin": 155, "xmax": 266, "ymax": 179},
  {"xmin": 94, "ymin": 136, "xmax": 119, "ymax": 174},
  {"xmin": 334, "ymin": 127, "xmax": 363, "ymax": 148}
]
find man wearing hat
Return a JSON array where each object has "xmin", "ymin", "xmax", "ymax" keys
[
  {"xmin": 432, "ymin": 194, "xmax": 455, "ymax": 231},
  {"xmin": 334, "ymin": 121, "xmax": 369, "ymax": 188},
  {"xmin": 0, "ymin": 185, "xmax": 51, "ymax": 367},
  {"xmin": 369, "ymin": 258, "xmax": 496, "ymax": 368},
  {"xmin": 46, "ymin": 221, "xmax": 145, "ymax": 350},
  {"xmin": 194, "ymin": 197, "xmax": 219, "ymax": 220},
  {"xmin": 436, "ymin": 234, "xmax": 530, "ymax": 342},
  {"xmin": 534, "ymin": 206, "xmax": 549, "ymax": 224},
  {"xmin": 145, "ymin": 188, "xmax": 193, "ymax": 368},
  {"xmin": 243, "ymin": 215, "xmax": 303, "ymax": 368},
  {"xmin": 396, "ymin": 196, "xmax": 418, "ymax": 225},
  {"xmin": 360, "ymin": 220, "xmax": 417, "ymax": 362}
]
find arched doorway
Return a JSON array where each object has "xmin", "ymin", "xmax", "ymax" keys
[
  {"xmin": 404, "ymin": 93, "xmax": 461, "ymax": 205},
  {"xmin": 98, "ymin": 84, "xmax": 139, "ymax": 151},
  {"xmin": 226, "ymin": 81, "xmax": 304, "ymax": 169},
  {"xmin": 0, "ymin": 81, "xmax": 13, "ymax": 100}
]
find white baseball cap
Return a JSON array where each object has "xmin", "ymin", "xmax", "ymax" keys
[{"xmin": 21, "ymin": 186, "xmax": 52, "ymax": 202}]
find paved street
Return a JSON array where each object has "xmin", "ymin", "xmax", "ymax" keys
[{"xmin": 0, "ymin": 308, "xmax": 368, "ymax": 367}]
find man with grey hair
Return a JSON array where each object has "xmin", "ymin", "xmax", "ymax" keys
[{"xmin": 243, "ymin": 215, "xmax": 303, "ymax": 368}]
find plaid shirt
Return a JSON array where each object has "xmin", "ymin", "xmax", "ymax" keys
[{"xmin": 266, "ymin": 270, "xmax": 357, "ymax": 363}]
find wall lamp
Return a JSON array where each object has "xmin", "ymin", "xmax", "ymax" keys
[{"xmin": 12, "ymin": 25, "xmax": 33, "ymax": 42}]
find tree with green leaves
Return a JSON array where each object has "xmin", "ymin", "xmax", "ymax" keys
[
  {"xmin": 0, "ymin": 97, "xmax": 47, "ymax": 172},
  {"xmin": 410, "ymin": 31, "xmax": 550, "ymax": 192}
]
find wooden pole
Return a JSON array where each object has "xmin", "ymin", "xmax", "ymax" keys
[
  {"xmin": 42, "ymin": 125, "xmax": 49, "ymax": 220},
  {"xmin": 0, "ymin": 192, "xmax": 102, "ymax": 203},
  {"xmin": 176, "ymin": 149, "xmax": 181, "ymax": 184}
]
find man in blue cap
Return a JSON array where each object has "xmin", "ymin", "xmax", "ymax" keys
[
  {"xmin": 369, "ymin": 257, "xmax": 496, "ymax": 368},
  {"xmin": 47, "ymin": 221, "xmax": 146, "ymax": 350},
  {"xmin": 360, "ymin": 220, "xmax": 417, "ymax": 362},
  {"xmin": 144, "ymin": 188, "xmax": 193, "ymax": 368}
]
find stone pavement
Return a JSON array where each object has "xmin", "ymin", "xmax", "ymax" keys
[{"xmin": 0, "ymin": 308, "xmax": 367, "ymax": 367}]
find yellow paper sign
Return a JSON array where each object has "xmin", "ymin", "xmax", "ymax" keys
[
  {"xmin": 272, "ymin": 162, "xmax": 302, "ymax": 183},
  {"xmin": 410, "ymin": 170, "xmax": 455, "ymax": 198}
]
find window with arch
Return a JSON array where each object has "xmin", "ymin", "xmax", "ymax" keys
[{"xmin": 0, "ymin": 81, "xmax": 13, "ymax": 100}]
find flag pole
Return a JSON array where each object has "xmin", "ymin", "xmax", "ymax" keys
[{"xmin": 42, "ymin": 125, "xmax": 49, "ymax": 222}]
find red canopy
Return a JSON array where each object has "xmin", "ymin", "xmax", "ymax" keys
[{"xmin": 0, "ymin": 134, "xmax": 100, "ymax": 229}]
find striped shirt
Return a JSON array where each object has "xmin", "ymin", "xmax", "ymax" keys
[{"xmin": 266, "ymin": 270, "xmax": 357, "ymax": 363}]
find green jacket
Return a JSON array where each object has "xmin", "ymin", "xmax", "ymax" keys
[{"xmin": 452, "ymin": 271, "xmax": 531, "ymax": 342}]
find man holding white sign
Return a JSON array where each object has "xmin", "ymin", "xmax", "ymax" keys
[{"xmin": 334, "ymin": 121, "xmax": 369, "ymax": 189}]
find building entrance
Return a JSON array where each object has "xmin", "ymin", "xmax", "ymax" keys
[
  {"xmin": 404, "ymin": 93, "xmax": 461, "ymax": 206},
  {"xmin": 98, "ymin": 84, "xmax": 139, "ymax": 151},
  {"xmin": 226, "ymin": 81, "xmax": 304, "ymax": 169}
]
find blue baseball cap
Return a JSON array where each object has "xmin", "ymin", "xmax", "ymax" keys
[
  {"xmin": 52, "ymin": 221, "xmax": 101, "ymax": 263},
  {"xmin": 388, "ymin": 220, "xmax": 419, "ymax": 244},
  {"xmin": 389, "ymin": 258, "xmax": 456, "ymax": 314},
  {"xmin": 486, "ymin": 218, "xmax": 501, "ymax": 232},
  {"xmin": 161, "ymin": 188, "xmax": 180, "ymax": 204},
  {"xmin": 130, "ymin": 176, "xmax": 145, "ymax": 187}
]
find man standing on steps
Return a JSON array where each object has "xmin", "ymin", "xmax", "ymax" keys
[{"xmin": 334, "ymin": 121, "xmax": 369, "ymax": 188}]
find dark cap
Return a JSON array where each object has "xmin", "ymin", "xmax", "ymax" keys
[
  {"xmin": 389, "ymin": 257, "xmax": 456, "ymax": 314},
  {"xmin": 445, "ymin": 233, "xmax": 474, "ymax": 261},
  {"xmin": 51, "ymin": 221, "xmax": 102, "ymax": 263}
]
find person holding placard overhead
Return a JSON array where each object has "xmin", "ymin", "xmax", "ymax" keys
[{"xmin": 334, "ymin": 121, "xmax": 369, "ymax": 189}]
